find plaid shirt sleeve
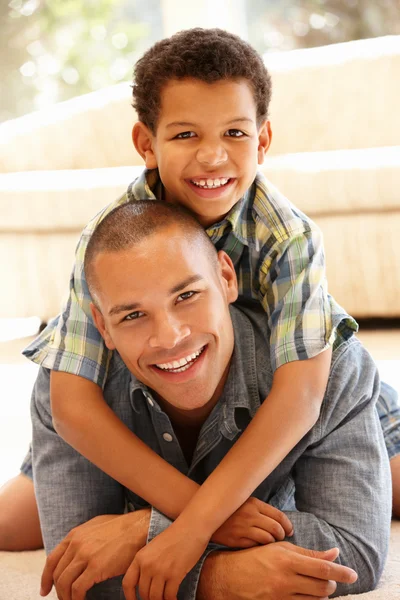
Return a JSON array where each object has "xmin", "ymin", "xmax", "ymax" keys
[
  {"xmin": 23, "ymin": 193, "xmax": 131, "ymax": 388},
  {"xmin": 257, "ymin": 221, "xmax": 356, "ymax": 372}
]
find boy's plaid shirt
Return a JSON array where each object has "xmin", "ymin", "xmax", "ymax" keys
[{"xmin": 23, "ymin": 169, "xmax": 357, "ymax": 387}]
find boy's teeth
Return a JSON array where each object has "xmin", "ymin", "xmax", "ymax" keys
[
  {"xmin": 192, "ymin": 178, "xmax": 229, "ymax": 189},
  {"xmin": 156, "ymin": 348, "xmax": 203, "ymax": 372}
]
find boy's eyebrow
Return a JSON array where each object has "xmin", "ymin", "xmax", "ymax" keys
[
  {"xmin": 108, "ymin": 275, "xmax": 204, "ymax": 316},
  {"xmin": 224, "ymin": 117, "xmax": 255, "ymax": 125},
  {"xmin": 166, "ymin": 117, "xmax": 254, "ymax": 128}
]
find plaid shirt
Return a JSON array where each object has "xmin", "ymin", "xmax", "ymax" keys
[{"xmin": 23, "ymin": 169, "xmax": 357, "ymax": 387}]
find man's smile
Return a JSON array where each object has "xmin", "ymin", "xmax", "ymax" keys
[
  {"xmin": 154, "ymin": 345, "xmax": 206, "ymax": 372},
  {"xmin": 149, "ymin": 344, "xmax": 208, "ymax": 382}
]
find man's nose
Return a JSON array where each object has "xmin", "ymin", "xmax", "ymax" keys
[
  {"xmin": 196, "ymin": 140, "xmax": 228, "ymax": 167},
  {"xmin": 148, "ymin": 314, "xmax": 191, "ymax": 349}
]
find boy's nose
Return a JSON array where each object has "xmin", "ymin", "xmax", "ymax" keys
[
  {"xmin": 196, "ymin": 142, "xmax": 228, "ymax": 167},
  {"xmin": 148, "ymin": 315, "xmax": 191, "ymax": 349}
]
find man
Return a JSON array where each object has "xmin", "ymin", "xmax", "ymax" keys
[{"xmin": 33, "ymin": 201, "xmax": 391, "ymax": 600}]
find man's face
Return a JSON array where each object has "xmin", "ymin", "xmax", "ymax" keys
[
  {"xmin": 133, "ymin": 78, "xmax": 271, "ymax": 227},
  {"xmin": 91, "ymin": 225, "xmax": 238, "ymax": 419}
]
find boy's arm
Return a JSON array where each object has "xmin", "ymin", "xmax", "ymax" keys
[{"xmin": 50, "ymin": 371, "xmax": 199, "ymax": 520}]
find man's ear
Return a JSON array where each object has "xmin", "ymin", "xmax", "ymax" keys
[
  {"xmin": 90, "ymin": 303, "xmax": 116, "ymax": 350},
  {"xmin": 217, "ymin": 251, "xmax": 239, "ymax": 304},
  {"xmin": 132, "ymin": 121, "xmax": 158, "ymax": 169},
  {"xmin": 257, "ymin": 120, "xmax": 272, "ymax": 165}
]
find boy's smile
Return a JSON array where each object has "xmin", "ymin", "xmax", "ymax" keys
[{"xmin": 133, "ymin": 78, "xmax": 271, "ymax": 227}]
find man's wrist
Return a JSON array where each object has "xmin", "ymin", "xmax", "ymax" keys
[
  {"xmin": 126, "ymin": 508, "xmax": 151, "ymax": 548},
  {"xmin": 196, "ymin": 551, "xmax": 229, "ymax": 600}
]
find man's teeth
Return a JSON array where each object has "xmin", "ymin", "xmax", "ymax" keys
[
  {"xmin": 191, "ymin": 178, "xmax": 229, "ymax": 189},
  {"xmin": 156, "ymin": 347, "xmax": 204, "ymax": 372}
]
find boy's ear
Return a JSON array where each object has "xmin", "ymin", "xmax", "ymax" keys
[
  {"xmin": 90, "ymin": 303, "xmax": 116, "ymax": 350},
  {"xmin": 132, "ymin": 121, "xmax": 158, "ymax": 169},
  {"xmin": 217, "ymin": 251, "xmax": 239, "ymax": 304},
  {"xmin": 257, "ymin": 120, "xmax": 272, "ymax": 165}
]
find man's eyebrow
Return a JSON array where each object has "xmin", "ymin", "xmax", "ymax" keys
[
  {"xmin": 169, "ymin": 275, "xmax": 204, "ymax": 295},
  {"xmin": 108, "ymin": 302, "xmax": 140, "ymax": 317}
]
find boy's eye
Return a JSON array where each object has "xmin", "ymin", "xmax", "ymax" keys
[
  {"xmin": 225, "ymin": 129, "xmax": 245, "ymax": 137},
  {"xmin": 175, "ymin": 131, "xmax": 196, "ymax": 139},
  {"xmin": 177, "ymin": 291, "xmax": 197, "ymax": 302}
]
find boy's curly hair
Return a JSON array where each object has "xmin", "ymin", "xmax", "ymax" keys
[{"xmin": 132, "ymin": 28, "xmax": 272, "ymax": 133}]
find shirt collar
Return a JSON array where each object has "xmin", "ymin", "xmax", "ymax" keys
[
  {"xmin": 127, "ymin": 168, "xmax": 163, "ymax": 202},
  {"xmin": 127, "ymin": 169, "xmax": 269, "ymax": 251}
]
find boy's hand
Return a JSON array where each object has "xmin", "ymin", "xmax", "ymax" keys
[
  {"xmin": 211, "ymin": 496, "xmax": 293, "ymax": 547},
  {"xmin": 123, "ymin": 520, "xmax": 208, "ymax": 600}
]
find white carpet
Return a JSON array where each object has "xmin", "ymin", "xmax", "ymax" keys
[{"xmin": 0, "ymin": 520, "xmax": 399, "ymax": 599}]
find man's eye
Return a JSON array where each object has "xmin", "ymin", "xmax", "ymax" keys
[
  {"xmin": 177, "ymin": 291, "xmax": 196, "ymax": 302},
  {"xmin": 225, "ymin": 129, "xmax": 245, "ymax": 137},
  {"xmin": 123, "ymin": 311, "xmax": 143, "ymax": 321},
  {"xmin": 175, "ymin": 131, "xmax": 196, "ymax": 139}
]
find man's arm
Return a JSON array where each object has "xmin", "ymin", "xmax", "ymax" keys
[
  {"xmin": 197, "ymin": 543, "xmax": 357, "ymax": 600},
  {"xmin": 279, "ymin": 340, "xmax": 392, "ymax": 596},
  {"xmin": 41, "ymin": 510, "xmax": 151, "ymax": 600}
]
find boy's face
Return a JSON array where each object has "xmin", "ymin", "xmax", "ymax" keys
[
  {"xmin": 133, "ymin": 78, "xmax": 271, "ymax": 227},
  {"xmin": 91, "ymin": 225, "xmax": 238, "ymax": 425}
]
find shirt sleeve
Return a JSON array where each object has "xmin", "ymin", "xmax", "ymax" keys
[
  {"xmin": 258, "ymin": 222, "xmax": 357, "ymax": 372},
  {"xmin": 22, "ymin": 196, "xmax": 130, "ymax": 388}
]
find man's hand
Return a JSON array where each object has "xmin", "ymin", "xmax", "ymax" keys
[
  {"xmin": 122, "ymin": 519, "xmax": 208, "ymax": 600},
  {"xmin": 198, "ymin": 541, "xmax": 358, "ymax": 600},
  {"xmin": 212, "ymin": 497, "xmax": 293, "ymax": 547},
  {"xmin": 40, "ymin": 510, "xmax": 150, "ymax": 600}
]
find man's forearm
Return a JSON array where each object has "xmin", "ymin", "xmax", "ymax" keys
[{"xmin": 196, "ymin": 551, "xmax": 229, "ymax": 600}]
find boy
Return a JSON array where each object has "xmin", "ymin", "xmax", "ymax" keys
[{"xmin": 1, "ymin": 26, "xmax": 398, "ymax": 591}]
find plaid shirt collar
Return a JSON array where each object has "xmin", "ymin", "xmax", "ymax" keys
[{"xmin": 128, "ymin": 168, "xmax": 261, "ymax": 248}]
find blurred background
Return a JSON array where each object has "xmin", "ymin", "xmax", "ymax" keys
[
  {"xmin": 1, "ymin": 0, "xmax": 400, "ymax": 486},
  {"xmin": 2, "ymin": 0, "xmax": 400, "ymax": 123}
]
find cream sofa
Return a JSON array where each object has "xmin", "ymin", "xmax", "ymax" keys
[{"xmin": 1, "ymin": 35, "xmax": 400, "ymax": 322}]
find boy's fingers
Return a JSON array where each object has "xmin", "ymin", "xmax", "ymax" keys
[
  {"xmin": 246, "ymin": 526, "xmax": 275, "ymax": 545},
  {"xmin": 257, "ymin": 502, "xmax": 293, "ymax": 535},
  {"xmin": 41, "ymin": 542, "xmax": 68, "ymax": 595},
  {"xmin": 122, "ymin": 561, "xmax": 140, "ymax": 600},
  {"xmin": 256, "ymin": 515, "xmax": 286, "ymax": 541},
  {"xmin": 148, "ymin": 576, "xmax": 166, "ymax": 600},
  {"xmin": 163, "ymin": 577, "xmax": 180, "ymax": 600}
]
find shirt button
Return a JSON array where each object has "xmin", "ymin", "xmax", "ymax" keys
[
  {"xmin": 147, "ymin": 397, "xmax": 154, "ymax": 407},
  {"xmin": 163, "ymin": 433, "xmax": 173, "ymax": 442}
]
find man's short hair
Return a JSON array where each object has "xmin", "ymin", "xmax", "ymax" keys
[
  {"xmin": 132, "ymin": 28, "xmax": 272, "ymax": 133},
  {"xmin": 84, "ymin": 200, "xmax": 219, "ymax": 306}
]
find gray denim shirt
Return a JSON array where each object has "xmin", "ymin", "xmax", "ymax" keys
[{"xmin": 32, "ymin": 304, "xmax": 392, "ymax": 599}]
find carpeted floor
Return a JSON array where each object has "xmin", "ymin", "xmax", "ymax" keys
[
  {"xmin": 0, "ymin": 520, "xmax": 399, "ymax": 599},
  {"xmin": 0, "ymin": 521, "xmax": 400, "ymax": 600}
]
